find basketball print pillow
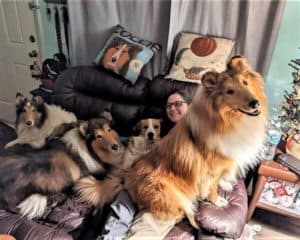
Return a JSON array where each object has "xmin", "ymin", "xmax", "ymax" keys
[
  {"xmin": 94, "ymin": 25, "xmax": 160, "ymax": 85},
  {"xmin": 166, "ymin": 32, "xmax": 235, "ymax": 83}
]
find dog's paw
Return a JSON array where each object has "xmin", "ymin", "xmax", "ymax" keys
[
  {"xmin": 30, "ymin": 139, "xmax": 46, "ymax": 149},
  {"xmin": 107, "ymin": 174, "xmax": 122, "ymax": 194},
  {"xmin": 218, "ymin": 179, "xmax": 234, "ymax": 192},
  {"xmin": 17, "ymin": 194, "xmax": 47, "ymax": 219},
  {"xmin": 75, "ymin": 175, "xmax": 122, "ymax": 207},
  {"xmin": 187, "ymin": 213, "xmax": 199, "ymax": 229},
  {"xmin": 4, "ymin": 142, "xmax": 14, "ymax": 149},
  {"xmin": 75, "ymin": 176, "xmax": 96, "ymax": 200},
  {"xmin": 215, "ymin": 196, "xmax": 228, "ymax": 207}
]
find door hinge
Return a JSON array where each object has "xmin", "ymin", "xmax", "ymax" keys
[{"xmin": 29, "ymin": 1, "xmax": 40, "ymax": 11}]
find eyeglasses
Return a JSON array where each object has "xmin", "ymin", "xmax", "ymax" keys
[{"xmin": 166, "ymin": 101, "xmax": 186, "ymax": 109}]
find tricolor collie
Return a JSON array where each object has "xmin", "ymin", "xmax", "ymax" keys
[
  {"xmin": 74, "ymin": 118, "xmax": 162, "ymax": 207},
  {"xmin": 0, "ymin": 116, "xmax": 125, "ymax": 219},
  {"xmin": 5, "ymin": 93, "xmax": 77, "ymax": 149},
  {"xmin": 124, "ymin": 56, "xmax": 268, "ymax": 228}
]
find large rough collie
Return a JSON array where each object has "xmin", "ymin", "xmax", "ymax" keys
[
  {"xmin": 124, "ymin": 56, "xmax": 268, "ymax": 228},
  {"xmin": 0, "ymin": 116, "xmax": 125, "ymax": 219}
]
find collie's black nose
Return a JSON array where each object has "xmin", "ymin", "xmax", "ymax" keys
[
  {"xmin": 147, "ymin": 132, "xmax": 154, "ymax": 140},
  {"xmin": 112, "ymin": 57, "xmax": 117, "ymax": 63},
  {"xmin": 111, "ymin": 144, "xmax": 118, "ymax": 151},
  {"xmin": 26, "ymin": 121, "xmax": 33, "ymax": 126},
  {"xmin": 249, "ymin": 99, "xmax": 260, "ymax": 109}
]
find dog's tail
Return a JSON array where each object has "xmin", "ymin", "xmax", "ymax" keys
[{"xmin": 74, "ymin": 174, "xmax": 122, "ymax": 208}]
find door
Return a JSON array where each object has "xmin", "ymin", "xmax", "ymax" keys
[{"xmin": 0, "ymin": 0, "xmax": 40, "ymax": 124}]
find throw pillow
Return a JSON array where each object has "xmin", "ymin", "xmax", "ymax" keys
[
  {"xmin": 94, "ymin": 25, "xmax": 160, "ymax": 84},
  {"xmin": 166, "ymin": 32, "xmax": 235, "ymax": 84}
]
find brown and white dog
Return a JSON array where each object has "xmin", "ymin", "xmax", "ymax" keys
[
  {"xmin": 122, "ymin": 118, "xmax": 161, "ymax": 169},
  {"xmin": 101, "ymin": 37, "xmax": 142, "ymax": 75},
  {"xmin": 5, "ymin": 93, "xmax": 77, "ymax": 149},
  {"xmin": 124, "ymin": 56, "xmax": 268, "ymax": 228},
  {"xmin": 74, "ymin": 118, "xmax": 162, "ymax": 207},
  {"xmin": 0, "ymin": 114, "xmax": 125, "ymax": 220}
]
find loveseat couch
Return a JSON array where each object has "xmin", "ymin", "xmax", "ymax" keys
[{"xmin": 0, "ymin": 66, "xmax": 248, "ymax": 240}]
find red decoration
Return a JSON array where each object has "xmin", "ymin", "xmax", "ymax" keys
[
  {"xmin": 190, "ymin": 37, "xmax": 217, "ymax": 57},
  {"xmin": 273, "ymin": 185, "xmax": 288, "ymax": 197}
]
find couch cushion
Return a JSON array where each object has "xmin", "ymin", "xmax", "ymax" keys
[
  {"xmin": 52, "ymin": 66, "xmax": 149, "ymax": 136},
  {"xmin": 164, "ymin": 220, "xmax": 196, "ymax": 240},
  {"xmin": 93, "ymin": 25, "xmax": 160, "ymax": 85},
  {"xmin": 166, "ymin": 32, "xmax": 235, "ymax": 83},
  {"xmin": 195, "ymin": 179, "xmax": 248, "ymax": 239}
]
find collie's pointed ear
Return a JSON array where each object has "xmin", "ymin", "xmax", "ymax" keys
[
  {"xmin": 32, "ymin": 96, "xmax": 44, "ymax": 106},
  {"xmin": 100, "ymin": 109, "xmax": 114, "ymax": 126},
  {"xmin": 79, "ymin": 121, "xmax": 90, "ymax": 138},
  {"xmin": 202, "ymin": 71, "xmax": 219, "ymax": 91},
  {"xmin": 16, "ymin": 92, "xmax": 26, "ymax": 106},
  {"xmin": 16, "ymin": 92, "xmax": 24, "ymax": 98},
  {"xmin": 228, "ymin": 56, "xmax": 251, "ymax": 73}
]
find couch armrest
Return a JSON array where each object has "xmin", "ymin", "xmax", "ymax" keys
[
  {"xmin": 274, "ymin": 153, "xmax": 300, "ymax": 177},
  {"xmin": 195, "ymin": 179, "xmax": 247, "ymax": 239},
  {"xmin": 0, "ymin": 193, "xmax": 93, "ymax": 240},
  {"xmin": 0, "ymin": 209, "xmax": 73, "ymax": 240}
]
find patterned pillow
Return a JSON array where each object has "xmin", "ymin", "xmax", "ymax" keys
[
  {"xmin": 94, "ymin": 25, "xmax": 160, "ymax": 84},
  {"xmin": 166, "ymin": 32, "xmax": 235, "ymax": 84}
]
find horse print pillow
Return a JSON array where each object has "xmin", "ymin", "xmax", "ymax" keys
[{"xmin": 94, "ymin": 25, "xmax": 161, "ymax": 85}]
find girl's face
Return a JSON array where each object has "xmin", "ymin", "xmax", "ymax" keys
[{"xmin": 166, "ymin": 93, "xmax": 188, "ymax": 123}]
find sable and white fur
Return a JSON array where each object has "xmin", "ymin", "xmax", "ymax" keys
[
  {"xmin": 0, "ymin": 116, "xmax": 125, "ymax": 220},
  {"xmin": 124, "ymin": 56, "xmax": 268, "ymax": 229},
  {"xmin": 74, "ymin": 118, "xmax": 162, "ymax": 207},
  {"xmin": 123, "ymin": 118, "xmax": 161, "ymax": 169},
  {"xmin": 5, "ymin": 93, "xmax": 77, "ymax": 149}
]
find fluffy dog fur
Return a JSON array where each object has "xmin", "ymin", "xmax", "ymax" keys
[
  {"xmin": 5, "ymin": 93, "xmax": 77, "ymax": 149},
  {"xmin": 74, "ymin": 118, "xmax": 162, "ymax": 207},
  {"xmin": 73, "ymin": 115, "xmax": 126, "ymax": 209},
  {"xmin": 123, "ymin": 118, "xmax": 161, "ymax": 169},
  {"xmin": 124, "ymin": 56, "xmax": 268, "ymax": 228},
  {"xmin": 0, "ymin": 116, "xmax": 125, "ymax": 219}
]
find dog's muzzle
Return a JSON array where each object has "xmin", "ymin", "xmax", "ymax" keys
[
  {"xmin": 26, "ymin": 120, "xmax": 33, "ymax": 126},
  {"xmin": 147, "ymin": 132, "xmax": 154, "ymax": 140}
]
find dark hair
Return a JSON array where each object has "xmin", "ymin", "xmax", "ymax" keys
[
  {"xmin": 161, "ymin": 89, "xmax": 192, "ymax": 137},
  {"xmin": 166, "ymin": 89, "xmax": 192, "ymax": 106}
]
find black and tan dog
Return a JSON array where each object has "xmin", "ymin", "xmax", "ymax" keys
[{"xmin": 0, "ymin": 113, "xmax": 125, "ymax": 219}]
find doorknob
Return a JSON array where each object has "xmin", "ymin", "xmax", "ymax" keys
[
  {"xmin": 29, "ymin": 50, "xmax": 38, "ymax": 58},
  {"xmin": 29, "ymin": 35, "xmax": 36, "ymax": 43},
  {"xmin": 28, "ymin": 1, "xmax": 40, "ymax": 11}
]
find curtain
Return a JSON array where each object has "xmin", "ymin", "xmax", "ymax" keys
[{"xmin": 68, "ymin": 0, "xmax": 286, "ymax": 78}]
